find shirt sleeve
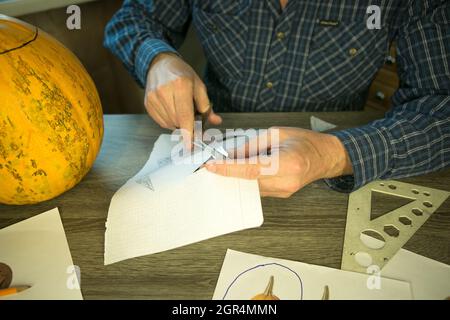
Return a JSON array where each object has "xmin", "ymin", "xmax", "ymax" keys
[
  {"xmin": 325, "ymin": 0, "xmax": 450, "ymax": 192},
  {"xmin": 103, "ymin": 0, "xmax": 191, "ymax": 87}
]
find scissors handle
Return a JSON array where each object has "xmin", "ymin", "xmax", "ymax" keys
[{"xmin": 195, "ymin": 103, "xmax": 212, "ymax": 128}]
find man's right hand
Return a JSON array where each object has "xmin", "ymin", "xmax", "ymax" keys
[{"xmin": 145, "ymin": 53, "xmax": 222, "ymax": 142}]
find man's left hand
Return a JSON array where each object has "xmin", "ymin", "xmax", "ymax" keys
[{"xmin": 205, "ymin": 127, "xmax": 353, "ymax": 198}]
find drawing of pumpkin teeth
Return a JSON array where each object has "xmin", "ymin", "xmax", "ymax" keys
[
  {"xmin": 251, "ymin": 276, "xmax": 280, "ymax": 300},
  {"xmin": 321, "ymin": 285, "xmax": 330, "ymax": 300}
]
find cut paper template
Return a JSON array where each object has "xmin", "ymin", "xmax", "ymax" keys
[
  {"xmin": 104, "ymin": 135, "xmax": 264, "ymax": 265},
  {"xmin": 384, "ymin": 250, "xmax": 450, "ymax": 300},
  {"xmin": 136, "ymin": 141, "xmax": 212, "ymax": 192},
  {"xmin": 341, "ymin": 180, "xmax": 450, "ymax": 274},
  {"xmin": 362, "ymin": 234, "xmax": 450, "ymax": 300},
  {"xmin": 134, "ymin": 131, "xmax": 240, "ymax": 192},
  {"xmin": 361, "ymin": 234, "xmax": 450, "ymax": 300},
  {"xmin": 0, "ymin": 208, "xmax": 82, "ymax": 300},
  {"xmin": 310, "ymin": 116, "xmax": 337, "ymax": 132},
  {"xmin": 213, "ymin": 250, "xmax": 412, "ymax": 300}
]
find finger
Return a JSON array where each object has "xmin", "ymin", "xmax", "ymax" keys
[
  {"xmin": 145, "ymin": 93, "xmax": 171, "ymax": 128},
  {"xmin": 227, "ymin": 136, "xmax": 258, "ymax": 159},
  {"xmin": 259, "ymin": 174, "xmax": 303, "ymax": 197},
  {"xmin": 260, "ymin": 191, "xmax": 292, "ymax": 198},
  {"xmin": 193, "ymin": 78, "xmax": 210, "ymax": 114},
  {"xmin": 268, "ymin": 126, "xmax": 292, "ymax": 142},
  {"xmin": 227, "ymin": 131, "xmax": 272, "ymax": 159},
  {"xmin": 174, "ymin": 82, "xmax": 195, "ymax": 147},
  {"xmin": 205, "ymin": 157, "xmax": 261, "ymax": 179},
  {"xmin": 193, "ymin": 78, "xmax": 222, "ymax": 125},
  {"xmin": 148, "ymin": 107, "xmax": 169, "ymax": 129},
  {"xmin": 152, "ymin": 93, "xmax": 177, "ymax": 129},
  {"xmin": 156, "ymin": 88, "xmax": 178, "ymax": 127},
  {"xmin": 146, "ymin": 92, "xmax": 170, "ymax": 127},
  {"xmin": 208, "ymin": 109, "xmax": 223, "ymax": 125},
  {"xmin": 257, "ymin": 175, "xmax": 291, "ymax": 192}
]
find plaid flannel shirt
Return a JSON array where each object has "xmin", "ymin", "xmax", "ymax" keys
[{"xmin": 104, "ymin": 0, "xmax": 450, "ymax": 192}]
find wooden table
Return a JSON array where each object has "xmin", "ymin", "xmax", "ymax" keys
[{"xmin": 1, "ymin": 111, "xmax": 449, "ymax": 299}]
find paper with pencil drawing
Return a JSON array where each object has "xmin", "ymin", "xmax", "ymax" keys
[
  {"xmin": 213, "ymin": 249, "xmax": 412, "ymax": 300},
  {"xmin": 104, "ymin": 134, "xmax": 264, "ymax": 265},
  {"xmin": 134, "ymin": 135, "xmax": 212, "ymax": 192},
  {"xmin": 0, "ymin": 208, "xmax": 82, "ymax": 300}
]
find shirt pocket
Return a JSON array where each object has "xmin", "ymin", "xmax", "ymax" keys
[
  {"xmin": 193, "ymin": 0, "xmax": 250, "ymax": 15},
  {"xmin": 302, "ymin": 21, "xmax": 389, "ymax": 103},
  {"xmin": 192, "ymin": 4, "xmax": 249, "ymax": 81}
]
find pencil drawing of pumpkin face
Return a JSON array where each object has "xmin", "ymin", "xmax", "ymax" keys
[{"xmin": 251, "ymin": 275, "xmax": 280, "ymax": 300}]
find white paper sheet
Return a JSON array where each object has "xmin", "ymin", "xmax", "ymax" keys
[
  {"xmin": 213, "ymin": 250, "xmax": 412, "ymax": 300},
  {"xmin": 381, "ymin": 249, "xmax": 450, "ymax": 300},
  {"xmin": 360, "ymin": 233, "xmax": 450, "ymax": 300},
  {"xmin": 104, "ymin": 135, "xmax": 264, "ymax": 265},
  {"xmin": 383, "ymin": 249, "xmax": 450, "ymax": 300},
  {"xmin": 0, "ymin": 208, "xmax": 82, "ymax": 300}
]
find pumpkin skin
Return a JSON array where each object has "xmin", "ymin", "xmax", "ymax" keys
[{"xmin": 0, "ymin": 15, "xmax": 103, "ymax": 205}]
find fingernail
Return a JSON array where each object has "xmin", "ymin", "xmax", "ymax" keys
[{"xmin": 206, "ymin": 164, "xmax": 216, "ymax": 173}]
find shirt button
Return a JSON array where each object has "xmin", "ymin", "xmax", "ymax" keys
[
  {"xmin": 266, "ymin": 81, "xmax": 273, "ymax": 89},
  {"xmin": 349, "ymin": 48, "xmax": 358, "ymax": 57},
  {"xmin": 276, "ymin": 32, "xmax": 285, "ymax": 40},
  {"xmin": 208, "ymin": 23, "xmax": 218, "ymax": 33}
]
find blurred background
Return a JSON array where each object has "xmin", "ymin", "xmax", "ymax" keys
[{"xmin": 0, "ymin": 0, "xmax": 398, "ymax": 114}]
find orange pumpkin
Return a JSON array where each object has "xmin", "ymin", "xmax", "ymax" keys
[{"xmin": 0, "ymin": 15, "xmax": 103, "ymax": 205}]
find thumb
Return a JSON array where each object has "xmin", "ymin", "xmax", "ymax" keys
[
  {"xmin": 193, "ymin": 78, "xmax": 222, "ymax": 125},
  {"xmin": 207, "ymin": 109, "xmax": 222, "ymax": 125}
]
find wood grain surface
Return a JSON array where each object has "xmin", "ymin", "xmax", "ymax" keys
[{"xmin": 1, "ymin": 112, "xmax": 449, "ymax": 299}]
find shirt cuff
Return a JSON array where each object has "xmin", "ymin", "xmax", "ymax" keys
[
  {"xmin": 135, "ymin": 38, "xmax": 178, "ymax": 87},
  {"xmin": 324, "ymin": 125, "xmax": 394, "ymax": 192}
]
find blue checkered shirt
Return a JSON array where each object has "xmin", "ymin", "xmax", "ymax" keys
[{"xmin": 104, "ymin": 0, "xmax": 450, "ymax": 192}]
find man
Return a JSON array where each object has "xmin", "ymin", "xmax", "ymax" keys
[{"xmin": 104, "ymin": 0, "xmax": 450, "ymax": 197}]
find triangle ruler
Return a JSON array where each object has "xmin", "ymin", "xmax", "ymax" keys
[{"xmin": 341, "ymin": 180, "xmax": 449, "ymax": 274}]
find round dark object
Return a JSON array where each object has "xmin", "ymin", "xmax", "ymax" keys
[{"xmin": 0, "ymin": 262, "xmax": 13, "ymax": 289}]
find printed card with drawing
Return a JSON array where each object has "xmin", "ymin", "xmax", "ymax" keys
[{"xmin": 213, "ymin": 250, "xmax": 412, "ymax": 300}]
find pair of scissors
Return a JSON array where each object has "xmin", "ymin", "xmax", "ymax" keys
[
  {"xmin": 194, "ymin": 107, "xmax": 211, "ymax": 129},
  {"xmin": 193, "ymin": 104, "xmax": 229, "ymax": 159},
  {"xmin": 193, "ymin": 139, "xmax": 229, "ymax": 160}
]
